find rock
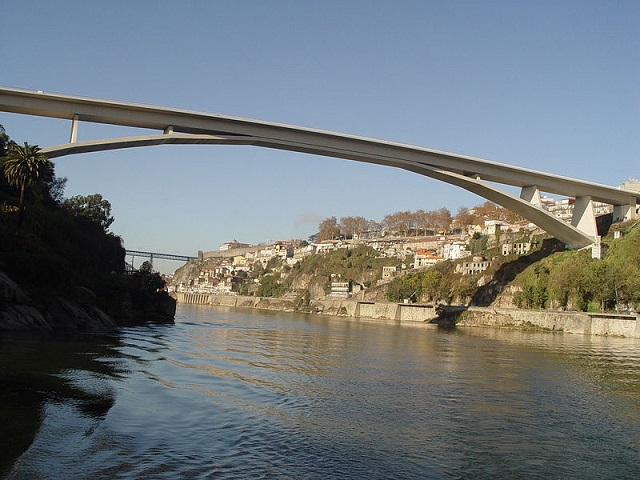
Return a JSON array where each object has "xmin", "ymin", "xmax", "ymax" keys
[
  {"xmin": 45, "ymin": 297, "xmax": 118, "ymax": 331},
  {"xmin": 0, "ymin": 272, "xmax": 30, "ymax": 304},
  {"xmin": 0, "ymin": 304, "xmax": 50, "ymax": 330},
  {"xmin": 0, "ymin": 270, "xmax": 175, "ymax": 331},
  {"xmin": 74, "ymin": 286, "xmax": 97, "ymax": 307}
]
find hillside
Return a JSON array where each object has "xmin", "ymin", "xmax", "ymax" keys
[{"xmin": 172, "ymin": 221, "xmax": 640, "ymax": 315}]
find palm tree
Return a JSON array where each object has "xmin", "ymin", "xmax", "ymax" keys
[{"xmin": 2, "ymin": 142, "xmax": 52, "ymax": 227}]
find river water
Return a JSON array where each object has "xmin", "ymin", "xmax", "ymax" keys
[{"xmin": 1, "ymin": 305, "xmax": 639, "ymax": 479}]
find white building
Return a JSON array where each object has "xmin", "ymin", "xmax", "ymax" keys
[
  {"xmin": 442, "ymin": 241, "xmax": 470, "ymax": 260},
  {"xmin": 502, "ymin": 243, "xmax": 532, "ymax": 256}
]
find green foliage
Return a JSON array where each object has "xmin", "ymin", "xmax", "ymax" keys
[
  {"xmin": 386, "ymin": 275, "xmax": 421, "ymax": 302},
  {"xmin": 0, "ymin": 124, "xmax": 16, "ymax": 158},
  {"xmin": 1, "ymin": 142, "xmax": 53, "ymax": 227},
  {"xmin": 265, "ymin": 256, "xmax": 282, "ymax": 272},
  {"xmin": 468, "ymin": 234, "xmax": 488, "ymax": 255},
  {"xmin": 513, "ymin": 264, "xmax": 549, "ymax": 309},
  {"xmin": 255, "ymin": 273, "xmax": 289, "ymax": 297},
  {"xmin": 64, "ymin": 194, "xmax": 114, "ymax": 230},
  {"xmin": 1, "ymin": 143, "xmax": 52, "ymax": 193},
  {"xmin": 421, "ymin": 270, "xmax": 444, "ymax": 301},
  {"xmin": 0, "ymin": 130, "xmax": 173, "ymax": 325},
  {"xmin": 451, "ymin": 275, "xmax": 478, "ymax": 304},
  {"xmin": 0, "ymin": 199, "xmax": 125, "ymax": 296},
  {"xmin": 140, "ymin": 261, "xmax": 153, "ymax": 273},
  {"xmin": 512, "ymin": 224, "xmax": 640, "ymax": 312},
  {"xmin": 297, "ymin": 245, "xmax": 395, "ymax": 283},
  {"xmin": 386, "ymin": 262, "xmax": 461, "ymax": 303}
]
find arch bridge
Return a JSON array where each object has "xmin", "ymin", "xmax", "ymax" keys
[{"xmin": 1, "ymin": 87, "xmax": 637, "ymax": 249}]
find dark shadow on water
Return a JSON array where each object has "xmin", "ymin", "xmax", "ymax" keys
[
  {"xmin": 0, "ymin": 331, "xmax": 121, "ymax": 476},
  {"xmin": 429, "ymin": 305, "xmax": 467, "ymax": 330}
]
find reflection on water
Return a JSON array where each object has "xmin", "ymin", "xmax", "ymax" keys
[{"xmin": 2, "ymin": 305, "xmax": 639, "ymax": 479}]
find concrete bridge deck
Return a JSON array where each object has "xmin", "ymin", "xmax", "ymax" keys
[{"xmin": 1, "ymin": 87, "xmax": 637, "ymax": 249}]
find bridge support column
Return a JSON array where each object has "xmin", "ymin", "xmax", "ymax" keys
[
  {"xmin": 613, "ymin": 199, "xmax": 637, "ymax": 222},
  {"xmin": 69, "ymin": 114, "xmax": 79, "ymax": 143},
  {"xmin": 571, "ymin": 196, "xmax": 598, "ymax": 239},
  {"xmin": 520, "ymin": 185, "xmax": 542, "ymax": 206}
]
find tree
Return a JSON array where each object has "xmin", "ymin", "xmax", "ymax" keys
[
  {"xmin": 421, "ymin": 269, "xmax": 444, "ymax": 301},
  {"xmin": 140, "ymin": 261, "xmax": 153, "ymax": 273},
  {"xmin": 434, "ymin": 207, "xmax": 452, "ymax": 232},
  {"xmin": 339, "ymin": 215, "xmax": 369, "ymax": 238},
  {"xmin": 453, "ymin": 206, "xmax": 476, "ymax": 231},
  {"xmin": 64, "ymin": 193, "xmax": 115, "ymax": 230},
  {"xmin": 2, "ymin": 142, "xmax": 53, "ymax": 227},
  {"xmin": 0, "ymin": 124, "xmax": 15, "ymax": 158},
  {"xmin": 468, "ymin": 233, "xmax": 488, "ymax": 255},
  {"xmin": 382, "ymin": 211, "xmax": 413, "ymax": 236},
  {"xmin": 317, "ymin": 216, "xmax": 340, "ymax": 241}
]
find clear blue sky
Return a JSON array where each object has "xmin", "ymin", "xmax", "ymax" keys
[{"xmin": 2, "ymin": 0, "xmax": 638, "ymax": 273}]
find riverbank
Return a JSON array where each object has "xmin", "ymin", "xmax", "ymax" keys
[
  {"xmin": 1, "ymin": 271, "xmax": 176, "ymax": 331},
  {"xmin": 173, "ymin": 292, "xmax": 640, "ymax": 338}
]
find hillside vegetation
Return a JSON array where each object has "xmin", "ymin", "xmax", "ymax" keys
[
  {"xmin": 0, "ymin": 127, "xmax": 175, "ymax": 329},
  {"xmin": 510, "ymin": 221, "xmax": 640, "ymax": 312}
]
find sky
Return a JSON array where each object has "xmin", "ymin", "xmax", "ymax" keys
[{"xmin": 2, "ymin": 0, "xmax": 638, "ymax": 273}]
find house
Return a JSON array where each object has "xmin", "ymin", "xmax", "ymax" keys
[
  {"xmin": 330, "ymin": 280, "xmax": 351, "ymax": 297},
  {"xmin": 457, "ymin": 256, "xmax": 491, "ymax": 275},
  {"xmin": 442, "ymin": 241, "xmax": 470, "ymax": 260},
  {"xmin": 220, "ymin": 240, "xmax": 252, "ymax": 251},
  {"xmin": 273, "ymin": 243, "xmax": 293, "ymax": 258},
  {"xmin": 382, "ymin": 265, "xmax": 400, "ymax": 279},
  {"xmin": 414, "ymin": 250, "xmax": 443, "ymax": 268},
  {"xmin": 293, "ymin": 244, "xmax": 315, "ymax": 260},
  {"xmin": 232, "ymin": 255, "xmax": 247, "ymax": 267},
  {"xmin": 502, "ymin": 243, "xmax": 532, "ymax": 256}
]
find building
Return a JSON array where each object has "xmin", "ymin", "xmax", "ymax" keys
[
  {"xmin": 442, "ymin": 241, "xmax": 470, "ymax": 260},
  {"xmin": 220, "ymin": 240, "xmax": 252, "ymax": 251},
  {"xmin": 382, "ymin": 265, "xmax": 400, "ymax": 279},
  {"xmin": 330, "ymin": 280, "xmax": 351, "ymax": 297},
  {"xmin": 457, "ymin": 256, "xmax": 491, "ymax": 275},
  {"xmin": 414, "ymin": 250, "xmax": 443, "ymax": 268},
  {"xmin": 502, "ymin": 243, "xmax": 532, "ymax": 256}
]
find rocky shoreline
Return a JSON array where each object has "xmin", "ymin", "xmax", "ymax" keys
[{"xmin": 0, "ymin": 272, "xmax": 176, "ymax": 332}]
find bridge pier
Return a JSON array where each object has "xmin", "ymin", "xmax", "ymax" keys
[
  {"xmin": 520, "ymin": 185, "xmax": 542, "ymax": 206},
  {"xmin": 571, "ymin": 196, "xmax": 598, "ymax": 239},
  {"xmin": 613, "ymin": 200, "xmax": 637, "ymax": 222},
  {"xmin": 69, "ymin": 114, "xmax": 79, "ymax": 143}
]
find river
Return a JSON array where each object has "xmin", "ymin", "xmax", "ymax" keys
[{"xmin": 1, "ymin": 304, "xmax": 639, "ymax": 479}]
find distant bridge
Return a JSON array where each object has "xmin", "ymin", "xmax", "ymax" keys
[
  {"xmin": 1, "ymin": 87, "xmax": 638, "ymax": 249},
  {"xmin": 126, "ymin": 249, "xmax": 196, "ymax": 267}
]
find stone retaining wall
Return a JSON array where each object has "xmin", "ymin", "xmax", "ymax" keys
[
  {"xmin": 174, "ymin": 293, "xmax": 437, "ymax": 323},
  {"xmin": 174, "ymin": 293, "xmax": 639, "ymax": 337},
  {"xmin": 460, "ymin": 307, "xmax": 640, "ymax": 338}
]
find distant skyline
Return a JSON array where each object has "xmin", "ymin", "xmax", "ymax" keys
[{"xmin": 2, "ymin": 1, "xmax": 638, "ymax": 273}]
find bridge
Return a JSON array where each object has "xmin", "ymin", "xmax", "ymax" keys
[
  {"xmin": 125, "ymin": 250, "xmax": 197, "ymax": 268},
  {"xmin": 1, "ymin": 87, "xmax": 638, "ymax": 250}
]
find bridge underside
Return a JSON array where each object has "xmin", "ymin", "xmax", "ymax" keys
[{"xmin": 2, "ymin": 87, "xmax": 638, "ymax": 250}]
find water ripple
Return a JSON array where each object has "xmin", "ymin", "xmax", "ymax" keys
[{"xmin": 3, "ymin": 306, "xmax": 640, "ymax": 479}]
